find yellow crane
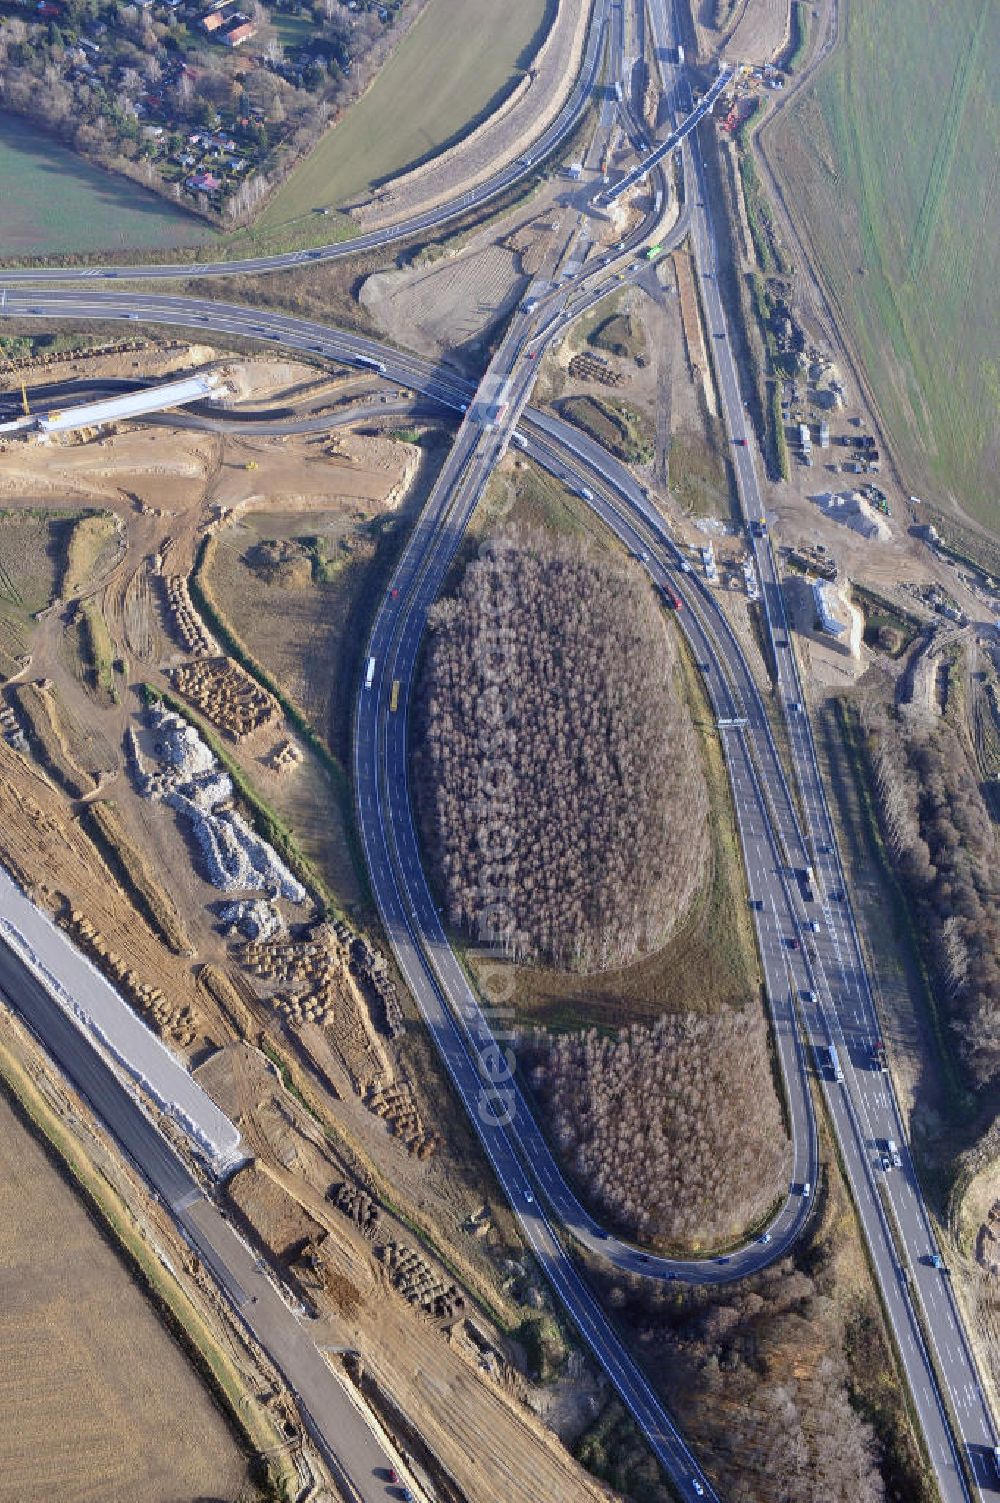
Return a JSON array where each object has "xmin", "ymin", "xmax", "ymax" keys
[{"xmin": 20, "ymin": 381, "xmax": 30, "ymax": 417}]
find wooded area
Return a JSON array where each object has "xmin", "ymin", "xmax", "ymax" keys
[
  {"xmin": 415, "ymin": 533, "xmax": 709, "ymax": 971},
  {"xmin": 522, "ymin": 1008, "xmax": 788, "ymax": 1247},
  {"xmin": 589, "ymin": 1246, "xmax": 906, "ymax": 1503},
  {"xmin": 864, "ymin": 706, "xmax": 1000, "ymax": 1087}
]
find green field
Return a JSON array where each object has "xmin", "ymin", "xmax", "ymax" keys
[
  {"xmin": 260, "ymin": 0, "xmax": 551, "ymax": 227},
  {"xmin": 768, "ymin": 0, "xmax": 1000, "ymax": 528},
  {"xmin": 0, "ymin": 114, "xmax": 214, "ymax": 257}
]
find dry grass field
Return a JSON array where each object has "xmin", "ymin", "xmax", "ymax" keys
[
  {"xmin": 259, "ymin": 0, "xmax": 550, "ymax": 223},
  {"xmin": 0, "ymin": 1090, "xmax": 250, "ymax": 1503},
  {"xmin": 203, "ymin": 430, "xmax": 440, "ymax": 771}
]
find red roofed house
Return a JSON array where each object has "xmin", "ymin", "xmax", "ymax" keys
[
  {"xmin": 187, "ymin": 170, "xmax": 222, "ymax": 192},
  {"xmin": 224, "ymin": 20, "xmax": 257, "ymax": 45}
]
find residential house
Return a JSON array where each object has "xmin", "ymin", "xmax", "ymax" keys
[
  {"xmin": 187, "ymin": 169, "xmax": 222, "ymax": 192},
  {"xmin": 224, "ymin": 20, "xmax": 257, "ymax": 45}
]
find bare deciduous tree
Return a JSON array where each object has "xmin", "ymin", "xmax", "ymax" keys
[
  {"xmin": 521, "ymin": 1008, "xmax": 789, "ymax": 1247},
  {"xmin": 415, "ymin": 532, "xmax": 710, "ymax": 971}
]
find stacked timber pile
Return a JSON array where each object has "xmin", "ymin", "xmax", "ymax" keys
[
  {"xmin": 61, "ymin": 906, "xmax": 199, "ymax": 1047},
  {"xmin": 170, "ymin": 656, "xmax": 278, "ymax": 741},
  {"xmin": 328, "ymin": 1181, "xmax": 381, "ymax": 1239},
  {"xmin": 377, "ymin": 1240, "xmax": 465, "ymax": 1324},
  {"xmin": 163, "ymin": 575, "xmax": 218, "ymax": 657}
]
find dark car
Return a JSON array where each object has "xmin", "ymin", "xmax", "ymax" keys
[{"xmin": 787, "ymin": 936, "xmax": 800, "ymax": 950}]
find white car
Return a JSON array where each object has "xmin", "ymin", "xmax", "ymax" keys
[{"xmin": 692, "ymin": 1481, "xmax": 705, "ymax": 1498}]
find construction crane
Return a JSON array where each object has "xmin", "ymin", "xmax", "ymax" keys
[{"xmin": 20, "ymin": 381, "xmax": 30, "ymax": 417}]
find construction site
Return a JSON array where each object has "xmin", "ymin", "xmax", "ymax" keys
[
  {"xmin": 0, "ymin": 334, "xmax": 621, "ymax": 1503},
  {"xmin": 0, "ymin": 17, "xmax": 998, "ymax": 1493}
]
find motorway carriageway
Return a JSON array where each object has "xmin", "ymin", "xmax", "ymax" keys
[
  {"xmin": 0, "ymin": 287, "xmax": 975, "ymax": 1281},
  {"xmin": 1, "ymin": 285, "xmax": 993, "ymax": 1502},
  {"xmin": 0, "ymin": 933, "xmax": 407, "ymax": 1503},
  {"xmin": 3, "ymin": 4, "xmax": 988, "ymax": 1497},
  {"xmin": 0, "ymin": 0, "xmax": 615, "ymax": 284},
  {"xmin": 3, "ymin": 48, "xmax": 998, "ymax": 1494},
  {"xmin": 677, "ymin": 101, "xmax": 999, "ymax": 1495}
]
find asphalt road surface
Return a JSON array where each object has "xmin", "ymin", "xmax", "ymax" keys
[
  {"xmin": 3, "ymin": 264, "xmax": 992, "ymax": 1496},
  {"xmin": 0, "ymin": 0, "xmax": 614, "ymax": 285},
  {"xmin": 0, "ymin": 931, "xmax": 410, "ymax": 1503},
  {"xmin": 2, "ymin": 9, "xmax": 998, "ymax": 1498},
  {"xmin": 4, "ymin": 269, "xmax": 999, "ymax": 1498}
]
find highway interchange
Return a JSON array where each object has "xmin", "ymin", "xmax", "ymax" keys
[{"xmin": 1, "ymin": 0, "xmax": 999, "ymax": 1499}]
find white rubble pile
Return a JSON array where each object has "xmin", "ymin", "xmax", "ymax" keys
[
  {"xmin": 218, "ymin": 898, "xmax": 285, "ymax": 941},
  {"xmin": 150, "ymin": 710, "xmax": 217, "ymax": 776},
  {"xmin": 139, "ymin": 705, "xmax": 306, "ymax": 904}
]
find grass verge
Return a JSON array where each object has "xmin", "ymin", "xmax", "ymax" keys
[
  {"xmin": 79, "ymin": 598, "xmax": 117, "ymax": 698},
  {"xmin": 188, "ymin": 535, "xmax": 366, "ymax": 907},
  {"xmin": 559, "ymin": 393, "xmax": 654, "ymax": 466}
]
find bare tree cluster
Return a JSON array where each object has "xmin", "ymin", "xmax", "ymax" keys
[
  {"xmin": 591, "ymin": 1257, "xmax": 890, "ymax": 1503},
  {"xmin": 865, "ymin": 707, "xmax": 1000, "ymax": 1085},
  {"xmin": 415, "ymin": 533, "xmax": 709, "ymax": 970},
  {"xmin": 522, "ymin": 1008, "xmax": 788, "ymax": 1247}
]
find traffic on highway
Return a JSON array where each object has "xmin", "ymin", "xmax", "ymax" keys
[{"xmin": 1, "ymin": 2, "xmax": 998, "ymax": 1500}]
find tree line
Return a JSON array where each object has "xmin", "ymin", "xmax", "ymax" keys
[
  {"xmin": 587, "ymin": 1248, "xmax": 908, "ymax": 1503},
  {"xmin": 864, "ymin": 704, "xmax": 1000, "ymax": 1087},
  {"xmin": 414, "ymin": 532, "xmax": 709, "ymax": 972}
]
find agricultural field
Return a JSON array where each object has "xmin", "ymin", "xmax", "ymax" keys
[
  {"xmin": 0, "ymin": 1090, "xmax": 250, "ymax": 1503},
  {"xmin": 0, "ymin": 114, "xmax": 213, "ymax": 257},
  {"xmin": 766, "ymin": 0, "xmax": 1000, "ymax": 528},
  {"xmin": 259, "ymin": 0, "xmax": 550, "ymax": 225}
]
